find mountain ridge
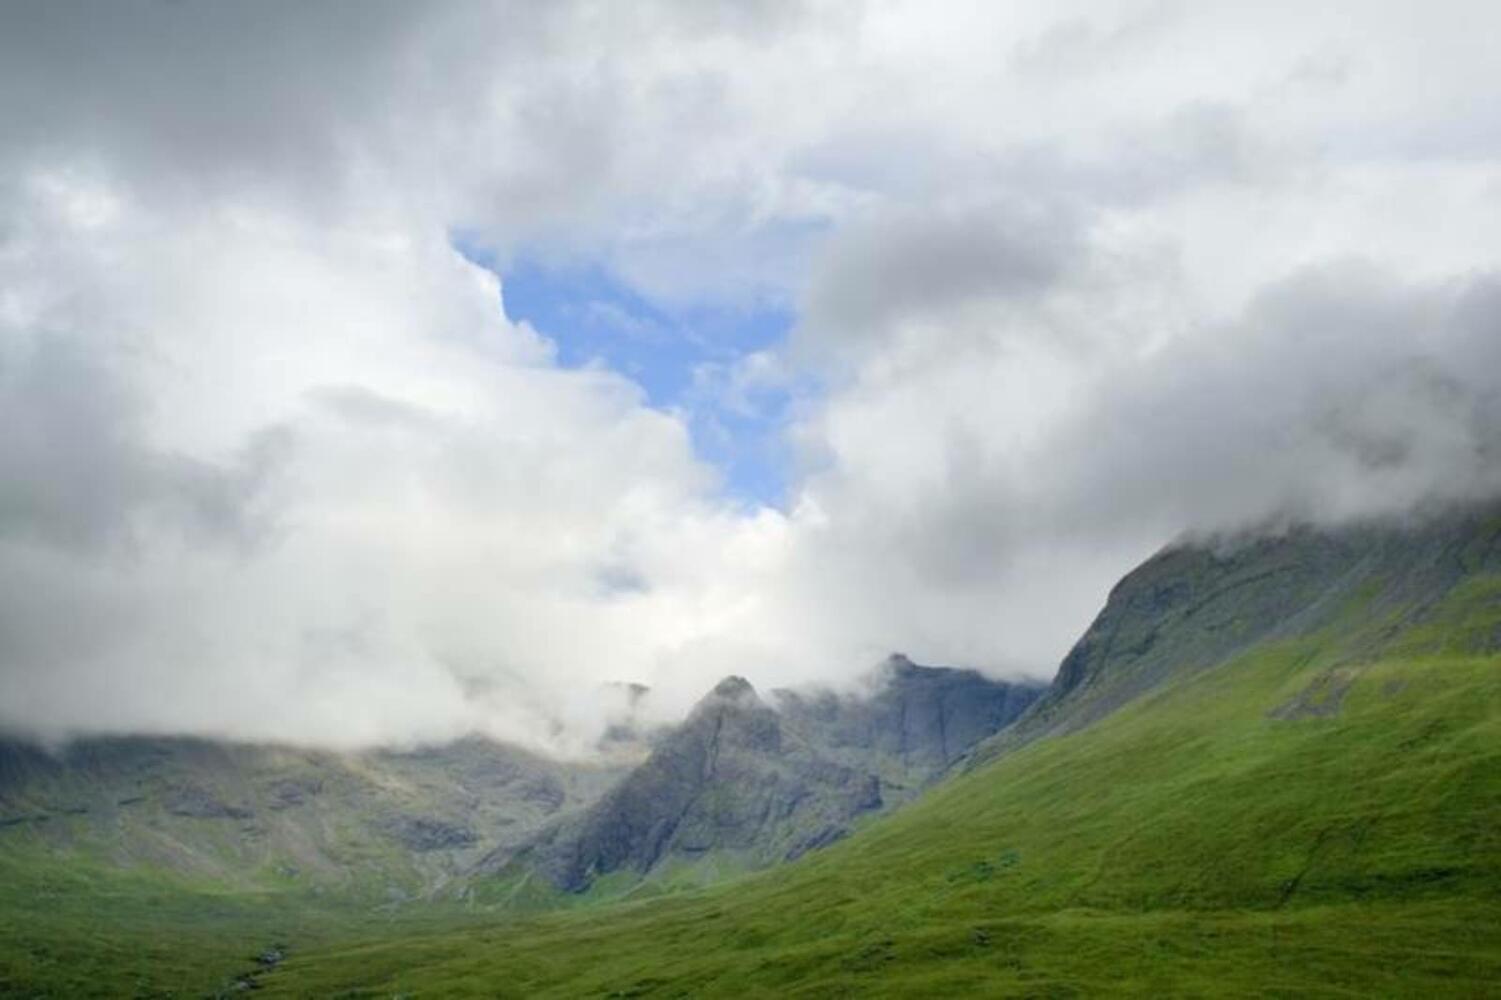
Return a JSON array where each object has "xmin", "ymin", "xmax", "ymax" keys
[
  {"xmin": 483, "ymin": 659, "xmax": 1043, "ymax": 895},
  {"xmin": 0, "ymin": 657, "xmax": 1044, "ymax": 904},
  {"xmin": 976, "ymin": 500, "xmax": 1501, "ymax": 765}
]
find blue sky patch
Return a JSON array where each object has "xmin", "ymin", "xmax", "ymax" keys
[{"xmin": 453, "ymin": 237, "xmax": 804, "ymax": 508}]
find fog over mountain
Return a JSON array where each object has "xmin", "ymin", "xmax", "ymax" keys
[{"xmin": 2, "ymin": 0, "xmax": 1500, "ymax": 752}]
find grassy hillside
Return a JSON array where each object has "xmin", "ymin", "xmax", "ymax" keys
[
  {"xmin": 257, "ymin": 597, "xmax": 1501, "ymax": 996},
  {"xmin": 997, "ymin": 506, "xmax": 1501, "ymax": 752},
  {"xmin": 0, "ymin": 849, "xmax": 322, "ymax": 998},
  {"xmin": 0, "ymin": 737, "xmax": 624, "ymax": 997},
  {"xmin": 0, "ymin": 845, "xmax": 515, "ymax": 998},
  {"xmin": 0, "ymin": 735, "xmax": 630, "ymax": 903}
]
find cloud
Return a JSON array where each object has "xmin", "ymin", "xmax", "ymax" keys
[
  {"xmin": 739, "ymin": 259, "xmax": 1501, "ymax": 680},
  {"xmin": 798, "ymin": 200, "xmax": 1084, "ymax": 357},
  {"xmin": 1050, "ymin": 265, "xmax": 1501, "ymax": 533},
  {"xmin": 0, "ymin": 185, "xmax": 801, "ymax": 751},
  {"xmin": 1, "ymin": 1, "xmax": 1500, "ymax": 752}
]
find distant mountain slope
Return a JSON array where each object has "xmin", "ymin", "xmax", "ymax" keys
[
  {"xmin": 262, "ymin": 506, "xmax": 1501, "ymax": 998},
  {"xmin": 0, "ymin": 734, "xmax": 628, "ymax": 897},
  {"xmin": 493, "ymin": 660, "xmax": 1043, "ymax": 896},
  {"xmin": 982, "ymin": 501, "xmax": 1501, "ymax": 760},
  {"xmin": 0, "ymin": 658, "xmax": 1042, "ymax": 908}
]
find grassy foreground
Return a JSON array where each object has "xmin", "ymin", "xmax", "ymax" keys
[
  {"xmin": 254, "ymin": 639, "xmax": 1501, "ymax": 997},
  {"xmin": 0, "ymin": 852, "xmax": 505, "ymax": 998}
]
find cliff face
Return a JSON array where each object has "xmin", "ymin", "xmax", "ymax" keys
[
  {"xmin": 776, "ymin": 655, "xmax": 1044, "ymax": 777},
  {"xmin": 511, "ymin": 663, "xmax": 1044, "ymax": 893}
]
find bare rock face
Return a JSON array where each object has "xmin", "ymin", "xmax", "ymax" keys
[
  {"xmin": 516, "ymin": 675, "xmax": 819, "ymax": 891},
  {"xmin": 384, "ymin": 816, "xmax": 478, "ymax": 852},
  {"xmin": 509, "ymin": 663, "xmax": 1043, "ymax": 893},
  {"xmin": 263, "ymin": 777, "xmax": 322, "ymax": 810},
  {"xmin": 775, "ymin": 655, "xmax": 1044, "ymax": 776},
  {"xmin": 163, "ymin": 784, "xmax": 254, "ymax": 820}
]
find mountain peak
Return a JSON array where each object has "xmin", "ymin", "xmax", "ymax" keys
[
  {"xmin": 709, "ymin": 675, "xmax": 756, "ymax": 700},
  {"xmin": 885, "ymin": 652, "xmax": 918, "ymax": 674},
  {"xmin": 685, "ymin": 675, "xmax": 766, "ymax": 725}
]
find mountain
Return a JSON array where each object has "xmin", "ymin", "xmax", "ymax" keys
[
  {"xmin": 485, "ymin": 661, "xmax": 1043, "ymax": 897},
  {"xmin": 982, "ymin": 501, "xmax": 1501, "ymax": 761},
  {"xmin": 0, "ymin": 733, "xmax": 629, "ymax": 899},
  {"xmin": 773, "ymin": 653, "xmax": 1046, "ymax": 796},
  {"xmin": 0, "ymin": 658, "xmax": 1041, "ymax": 913},
  {"xmin": 256, "ymin": 503, "xmax": 1501, "ymax": 996},
  {"xmin": 0, "ymin": 658, "xmax": 1043, "ymax": 995}
]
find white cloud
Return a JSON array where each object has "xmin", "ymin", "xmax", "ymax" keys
[
  {"xmin": 0, "ymin": 175, "xmax": 795, "ymax": 750},
  {"xmin": 2, "ymin": 1, "xmax": 1500, "ymax": 750}
]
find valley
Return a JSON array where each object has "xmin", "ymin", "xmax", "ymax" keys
[{"xmin": 2, "ymin": 506, "xmax": 1498, "ymax": 996}]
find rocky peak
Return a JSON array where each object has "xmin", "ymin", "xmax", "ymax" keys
[
  {"xmin": 706, "ymin": 674, "xmax": 756, "ymax": 701},
  {"xmin": 774, "ymin": 655, "xmax": 1045, "ymax": 778},
  {"xmin": 686, "ymin": 675, "xmax": 778, "ymax": 754},
  {"xmin": 883, "ymin": 652, "xmax": 920, "ymax": 675}
]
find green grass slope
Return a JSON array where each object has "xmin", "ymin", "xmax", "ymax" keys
[
  {"xmin": 259, "ymin": 602, "xmax": 1501, "ymax": 996},
  {"xmin": 995, "ymin": 506, "xmax": 1501, "ymax": 753},
  {"xmin": 0, "ymin": 849, "xmax": 325, "ymax": 998},
  {"xmin": 0, "ymin": 734, "xmax": 629, "ymax": 903},
  {"xmin": 0, "ymin": 737, "xmax": 624, "ymax": 997},
  {"xmin": 0, "ymin": 846, "xmax": 510, "ymax": 998}
]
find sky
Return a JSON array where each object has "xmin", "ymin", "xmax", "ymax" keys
[{"xmin": 1, "ymin": 0, "xmax": 1499, "ymax": 753}]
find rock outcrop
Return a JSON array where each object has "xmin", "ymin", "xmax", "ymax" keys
[
  {"xmin": 776, "ymin": 654, "xmax": 1044, "ymax": 782},
  {"xmin": 507, "ymin": 662, "xmax": 1044, "ymax": 893}
]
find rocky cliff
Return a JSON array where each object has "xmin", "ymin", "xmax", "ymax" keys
[{"xmin": 506, "ymin": 661, "xmax": 1043, "ymax": 893}]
